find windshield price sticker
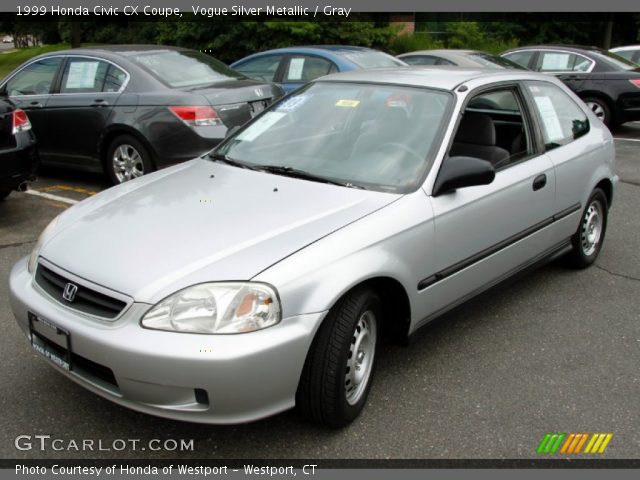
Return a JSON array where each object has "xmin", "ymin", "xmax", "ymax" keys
[{"xmin": 335, "ymin": 99, "xmax": 360, "ymax": 108}]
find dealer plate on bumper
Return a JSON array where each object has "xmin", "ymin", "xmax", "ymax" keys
[{"xmin": 28, "ymin": 312, "xmax": 72, "ymax": 371}]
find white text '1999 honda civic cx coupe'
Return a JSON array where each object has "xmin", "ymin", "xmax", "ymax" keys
[{"xmin": 9, "ymin": 67, "xmax": 617, "ymax": 427}]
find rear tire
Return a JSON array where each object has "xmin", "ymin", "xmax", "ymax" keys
[
  {"xmin": 105, "ymin": 134, "xmax": 154, "ymax": 185},
  {"xmin": 566, "ymin": 188, "xmax": 608, "ymax": 269},
  {"xmin": 297, "ymin": 287, "xmax": 381, "ymax": 428},
  {"xmin": 583, "ymin": 97, "xmax": 612, "ymax": 127}
]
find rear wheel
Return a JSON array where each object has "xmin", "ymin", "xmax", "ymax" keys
[
  {"xmin": 583, "ymin": 97, "xmax": 612, "ymax": 127},
  {"xmin": 566, "ymin": 188, "xmax": 608, "ymax": 268},
  {"xmin": 297, "ymin": 287, "xmax": 381, "ymax": 428},
  {"xmin": 105, "ymin": 134, "xmax": 154, "ymax": 185}
]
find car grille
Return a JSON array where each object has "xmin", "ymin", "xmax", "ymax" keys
[{"xmin": 35, "ymin": 264, "xmax": 127, "ymax": 319}]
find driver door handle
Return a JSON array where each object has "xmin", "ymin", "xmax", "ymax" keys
[
  {"xmin": 91, "ymin": 99, "xmax": 109, "ymax": 107},
  {"xmin": 26, "ymin": 101, "xmax": 43, "ymax": 109},
  {"xmin": 532, "ymin": 174, "xmax": 547, "ymax": 191}
]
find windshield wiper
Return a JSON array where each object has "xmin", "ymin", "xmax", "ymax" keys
[
  {"xmin": 257, "ymin": 165, "xmax": 365, "ymax": 189},
  {"xmin": 208, "ymin": 152, "xmax": 257, "ymax": 170}
]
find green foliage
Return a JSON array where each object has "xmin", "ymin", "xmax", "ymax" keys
[
  {"xmin": 0, "ymin": 44, "xmax": 70, "ymax": 79},
  {"xmin": 446, "ymin": 22, "xmax": 518, "ymax": 53},
  {"xmin": 388, "ymin": 33, "xmax": 444, "ymax": 55},
  {"xmin": 154, "ymin": 20, "xmax": 398, "ymax": 63}
]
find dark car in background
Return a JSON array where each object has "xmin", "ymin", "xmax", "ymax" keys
[
  {"xmin": 0, "ymin": 46, "xmax": 284, "ymax": 184},
  {"xmin": 398, "ymin": 49, "xmax": 526, "ymax": 70},
  {"xmin": 0, "ymin": 97, "xmax": 37, "ymax": 200},
  {"xmin": 502, "ymin": 45, "xmax": 640, "ymax": 126},
  {"xmin": 231, "ymin": 46, "xmax": 406, "ymax": 93}
]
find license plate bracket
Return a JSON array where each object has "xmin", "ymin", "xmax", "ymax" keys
[{"xmin": 28, "ymin": 312, "xmax": 72, "ymax": 371}]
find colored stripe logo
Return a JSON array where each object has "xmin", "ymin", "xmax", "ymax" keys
[{"xmin": 537, "ymin": 433, "xmax": 613, "ymax": 454}]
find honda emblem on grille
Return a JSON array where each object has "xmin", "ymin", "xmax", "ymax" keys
[{"xmin": 62, "ymin": 283, "xmax": 78, "ymax": 302}]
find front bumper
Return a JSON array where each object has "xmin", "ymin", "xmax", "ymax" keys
[{"xmin": 9, "ymin": 257, "xmax": 325, "ymax": 424}]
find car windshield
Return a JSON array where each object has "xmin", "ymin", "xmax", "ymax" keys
[
  {"xmin": 469, "ymin": 52, "xmax": 527, "ymax": 69},
  {"xmin": 214, "ymin": 82, "xmax": 452, "ymax": 193},
  {"xmin": 342, "ymin": 51, "xmax": 406, "ymax": 68},
  {"xmin": 130, "ymin": 50, "xmax": 244, "ymax": 87}
]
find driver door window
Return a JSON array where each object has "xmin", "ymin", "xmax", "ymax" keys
[{"xmin": 448, "ymin": 87, "xmax": 532, "ymax": 169}]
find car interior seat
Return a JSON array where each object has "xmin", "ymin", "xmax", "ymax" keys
[{"xmin": 449, "ymin": 112, "xmax": 510, "ymax": 167}]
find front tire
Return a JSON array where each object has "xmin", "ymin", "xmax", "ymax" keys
[
  {"xmin": 105, "ymin": 134, "xmax": 154, "ymax": 185},
  {"xmin": 297, "ymin": 287, "xmax": 381, "ymax": 428},
  {"xmin": 567, "ymin": 188, "xmax": 608, "ymax": 268}
]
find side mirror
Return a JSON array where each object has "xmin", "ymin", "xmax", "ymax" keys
[
  {"xmin": 225, "ymin": 125, "xmax": 241, "ymax": 138},
  {"xmin": 433, "ymin": 156, "xmax": 495, "ymax": 197}
]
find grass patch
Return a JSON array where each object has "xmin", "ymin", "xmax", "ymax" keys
[{"xmin": 0, "ymin": 44, "xmax": 71, "ymax": 80}]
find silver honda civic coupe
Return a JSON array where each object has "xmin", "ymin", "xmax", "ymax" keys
[{"xmin": 9, "ymin": 67, "xmax": 617, "ymax": 427}]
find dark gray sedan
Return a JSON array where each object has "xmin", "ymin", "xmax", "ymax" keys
[{"xmin": 0, "ymin": 46, "xmax": 284, "ymax": 183}]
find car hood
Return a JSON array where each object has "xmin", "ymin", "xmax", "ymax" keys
[{"xmin": 40, "ymin": 159, "xmax": 398, "ymax": 304}]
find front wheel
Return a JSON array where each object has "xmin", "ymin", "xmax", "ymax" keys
[
  {"xmin": 105, "ymin": 135, "xmax": 154, "ymax": 185},
  {"xmin": 297, "ymin": 287, "xmax": 381, "ymax": 428},
  {"xmin": 566, "ymin": 188, "xmax": 608, "ymax": 268}
]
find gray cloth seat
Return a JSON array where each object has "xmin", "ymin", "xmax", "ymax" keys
[{"xmin": 449, "ymin": 112, "xmax": 510, "ymax": 167}]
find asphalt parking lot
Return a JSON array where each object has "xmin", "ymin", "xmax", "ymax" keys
[{"xmin": 1, "ymin": 125, "xmax": 639, "ymax": 460}]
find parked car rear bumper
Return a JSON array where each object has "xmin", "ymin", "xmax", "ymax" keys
[{"xmin": 0, "ymin": 131, "xmax": 38, "ymax": 190}]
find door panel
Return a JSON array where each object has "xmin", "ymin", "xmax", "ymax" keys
[
  {"xmin": 44, "ymin": 58, "xmax": 122, "ymax": 168},
  {"xmin": 414, "ymin": 154, "xmax": 556, "ymax": 325}
]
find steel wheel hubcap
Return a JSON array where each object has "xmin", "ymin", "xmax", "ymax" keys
[
  {"xmin": 113, "ymin": 144, "xmax": 144, "ymax": 183},
  {"xmin": 581, "ymin": 201, "xmax": 603, "ymax": 256},
  {"xmin": 586, "ymin": 101, "xmax": 605, "ymax": 122},
  {"xmin": 345, "ymin": 310, "xmax": 377, "ymax": 406}
]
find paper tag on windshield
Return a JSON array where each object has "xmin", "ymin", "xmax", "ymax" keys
[
  {"xmin": 335, "ymin": 99, "xmax": 360, "ymax": 108},
  {"xmin": 533, "ymin": 95, "xmax": 564, "ymax": 143},
  {"xmin": 66, "ymin": 61, "xmax": 99, "ymax": 89},
  {"xmin": 288, "ymin": 58, "xmax": 305, "ymax": 81},
  {"xmin": 236, "ymin": 112, "xmax": 286, "ymax": 142}
]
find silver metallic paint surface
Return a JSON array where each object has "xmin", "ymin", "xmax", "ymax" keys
[{"xmin": 9, "ymin": 68, "xmax": 617, "ymax": 423}]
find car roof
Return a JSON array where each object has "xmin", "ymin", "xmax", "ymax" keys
[
  {"xmin": 399, "ymin": 49, "xmax": 481, "ymax": 56},
  {"xmin": 316, "ymin": 66, "xmax": 555, "ymax": 90},
  {"xmin": 37, "ymin": 45, "xmax": 190, "ymax": 57},
  {"xmin": 231, "ymin": 45, "xmax": 384, "ymax": 65},
  {"xmin": 610, "ymin": 45, "xmax": 640, "ymax": 51},
  {"xmin": 505, "ymin": 45, "xmax": 604, "ymax": 55}
]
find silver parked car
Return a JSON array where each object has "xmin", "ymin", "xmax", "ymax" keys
[{"xmin": 9, "ymin": 67, "xmax": 617, "ymax": 427}]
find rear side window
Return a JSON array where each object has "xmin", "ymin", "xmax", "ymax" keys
[
  {"xmin": 503, "ymin": 51, "xmax": 535, "ymax": 68},
  {"xmin": 60, "ymin": 58, "xmax": 110, "ymax": 93},
  {"xmin": 402, "ymin": 55, "xmax": 440, "ymax": 66},
  {"xmin": 283, "ymin": 56, "xmax": 337, "ymax": 83},
  {"xmin": 526, "ymin": 81, "xmax": 589, "ymax": 150},
  {"xmin": 535, "ymin": 51, "xmax": 594, "ymax": 72},
  {"xmin": 5, "ymin": 57, "xmax": 62, "ymax": 96},
  {"xmin": 234, "ymin": 55, "xmax": 283, "ymax": 82}
]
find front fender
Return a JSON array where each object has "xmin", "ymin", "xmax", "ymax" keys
[{"xmin": 253, "ymin": 191, "xmax": 436, "ymax": 324}]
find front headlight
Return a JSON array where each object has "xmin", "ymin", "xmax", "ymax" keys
[
  {"xmin": 141, "ymin": 282, "xmax": 281, "ymax": 334},
  {"xmin": 28, "ymin": 215, "xmax": 60, "ymax": 274}
]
